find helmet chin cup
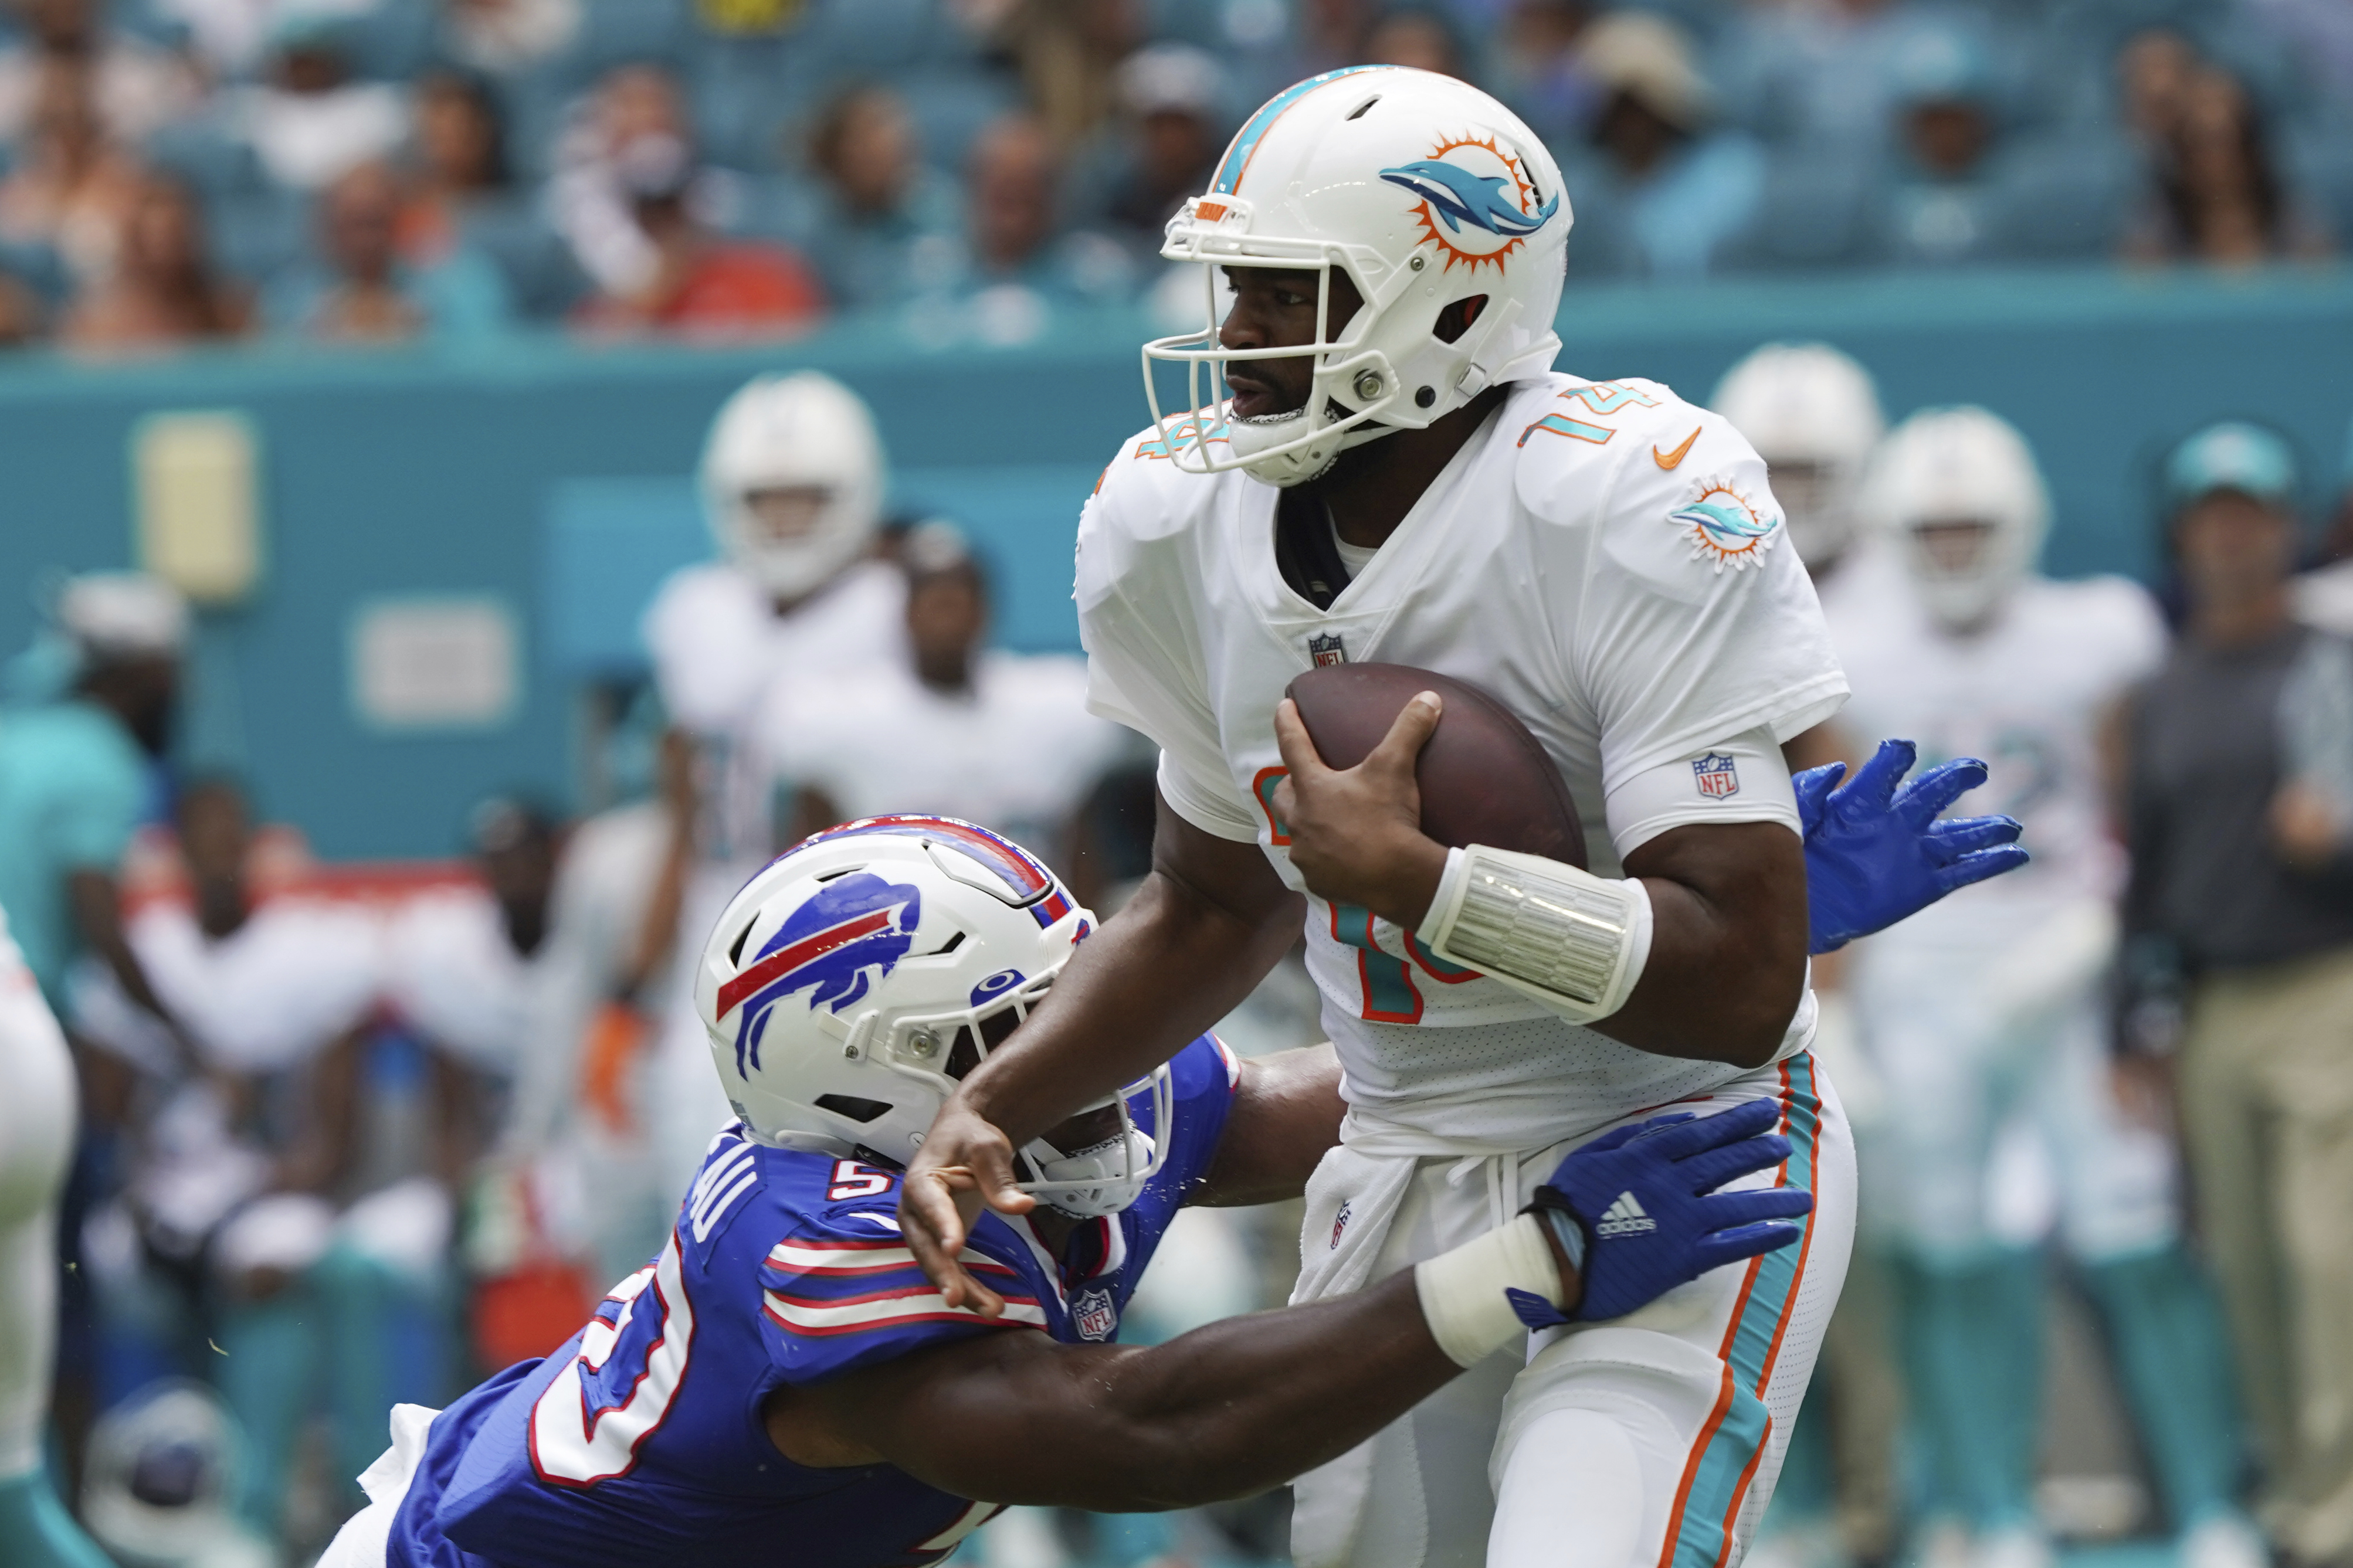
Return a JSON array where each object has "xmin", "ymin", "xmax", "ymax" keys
[{"xmin": 1014, "ymin": 1068, "xmax": 1173, "ymax": 1218}]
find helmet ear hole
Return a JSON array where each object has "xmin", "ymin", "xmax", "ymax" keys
[
  {"xmin": 815, "ymin": 1093, "xmax": 892, "ymax": 1124},
  {"xmin": 726, "ymin": 918, "xmax": 756, "ymax": 966},
  {"xmin": 1433, "ymin": 294, "xmax": 1487, "ymax": 344}
]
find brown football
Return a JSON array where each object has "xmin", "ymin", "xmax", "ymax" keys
[{"xmin": 1284, "ymin": 663, "xmax": 1587, "ymax": 868}]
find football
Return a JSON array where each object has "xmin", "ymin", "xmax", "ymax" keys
[{"xmin": 1284, "ymin": 663, "xmax": 1587, "ymax": 868}]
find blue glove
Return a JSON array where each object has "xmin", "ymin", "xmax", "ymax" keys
[
  {"xmin": 1795, "ymin": 739, "xmax": 2030, "ymax": 955},
  {"xmin": 1510, "ymin": 1099, "xmax": 1813, "ymax": 1327}
]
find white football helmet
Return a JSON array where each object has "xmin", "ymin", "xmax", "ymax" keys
[
  {"xmin": 700, "ymin": 372, "xmax": 885, "ymax": 602},
  {"xmin": 693, "ymin": 814, "xmax": 1171, "ymax": 1218},
  {"xmin": 1867, "ymin": 405, "xmax": 2051, "ymax": 632},
  {"xmin": 1145, "ymin": 66, "xmax": 1571, "ymax": 487},
  {"xmin": 1710, "ymin": 344, "xmax": 1885, "ymax": 571}
]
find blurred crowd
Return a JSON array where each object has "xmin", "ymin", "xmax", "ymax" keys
[
  {"xmin": 0, "ymin": 0, "xmax": 2335, "ymax": 354},
  {"xmin": 9, "ymin": 358, "xmax": 2353, "ymax": 1563}
]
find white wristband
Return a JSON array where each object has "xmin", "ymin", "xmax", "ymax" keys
[
  {"xmin": 1418, "ymin": 846, "xmax": 1653, "ymax": 1025},
  {"xmin": 1413, "ymin": 1213, "xmax": 1565, "ymax": 1367}
]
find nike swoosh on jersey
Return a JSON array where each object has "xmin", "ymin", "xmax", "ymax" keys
[{"xmin": 1653, "ymin": 427, "xmax": 1701, "ymax": 470}]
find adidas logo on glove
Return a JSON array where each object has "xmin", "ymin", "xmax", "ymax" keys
[{"xmin": 1594, "ymin": 1191, "xmax": 1657, "ymax": 1238}]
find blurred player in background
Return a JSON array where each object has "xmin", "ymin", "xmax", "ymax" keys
[
  {"xmin": 1835, "ymin": 409, "xmax": 2256, "ymax": 1568},
  {"xmin": 761, "ymin": 520, "xmax": 1127, "ymax": 849},
  {"xmin": 69, "ymin": 776, "xmax": 393, "ymax": 1543},
  {"xmin": 0, "ymin": 569, "xmax": 192, "ymax": 1541},
  {"xmin": 903, "ymin": 66, "xmax": 2015, "ymax": 1568},
  {"xmin": 637, "ymin": 371, "xmax": 905, "ymax": 1201},
  {"xmin": 0, "ymin": 902, "xmax": 107, "ymax": 1566},
  {"xmin": 1711, "ymin": 343, "xmax": 1888, "ymax": 599},
  {"xmin": 1715, "ymin": 342, "xmax": 1906, "ymax": 1568}
]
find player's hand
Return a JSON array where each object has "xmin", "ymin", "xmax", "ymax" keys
[
  {"xmin": 898, "ymin": 1098, "xmax": 1035, "ymax": 1317},
  {"xmin": 1270, "ymin": 692, "xmax": 1450, "ymax": 930},
  {"xmin": 1794, "ymin": 739, "xmax": 2030, "ymax": 954},
  {"xmin": 1519, "ymin": 1098, "xmax": 1811, "ymax": 1325}
]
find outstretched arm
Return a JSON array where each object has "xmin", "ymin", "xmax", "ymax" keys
[{"xmin": 781, "ymin": 1102, "xmax": 1805, "ymax": 1511}]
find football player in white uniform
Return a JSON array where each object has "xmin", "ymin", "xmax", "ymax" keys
[
  {"xmin": 637, "ymin": 372, "xmax": 908, "ymax": 1200},
  {"xmin": 1836, "ymin": 409, "xmax": 2260, "ymax": 1568},
  {"xmin": 0, "ymin": 902, "xmax": 110, "ymax": 1567},
  {"xmin": 894, "ymin": 67, "xmax": 2010, "ymax": 1568},
  {"xmin": 1711, "ymin": 344, "xmax": 1885, "ymax": 593}
]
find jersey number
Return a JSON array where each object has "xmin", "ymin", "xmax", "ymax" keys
[
  {"xmin": 1330, "ymin": 903, "xmax": 1478, "ymax": 1025},
  {"xmin": 826, "ymin": 1160, "xmax": 894, "ymax": 1201},
  {"xmin": 528, "ymin": 1229, "xmax": 696, "ymax": 1487}
]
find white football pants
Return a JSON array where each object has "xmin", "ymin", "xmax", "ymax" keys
[
  {"xmin": 0, "ymin": 965, "xmax": 78, "ymax": 1479},
  {"xmin": 1291, "ymin": 1054, "xmax": 1854, "ymax": 1568}
]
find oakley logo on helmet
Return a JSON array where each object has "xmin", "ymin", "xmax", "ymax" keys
[
  {"xmin": 1380, "ymin": 136, "xmax": 1559, "ymax": 272},
  {"xmin": 717, "ymin": 872, "xmax": 923, "ymax": 1074}
]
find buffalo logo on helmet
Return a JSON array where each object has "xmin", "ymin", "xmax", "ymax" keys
[
  {"xmin": 1670, "ymin": 478, "xmax": 1781, "ymax": 573},
  {"xmin": 1379, "ymin": 135, "xmax": 1560, "ymax": 274},
  {"xmin": 716, "ymin": 872, "xmax": 923, "ymax": 1075}
]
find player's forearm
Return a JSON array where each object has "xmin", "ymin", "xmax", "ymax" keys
[
  {"xmin": 959, "ymin": 864, "xmax": 1300, "ymax": 1147},
  {"xmin": 1602, "ymin": 822, "xmax": 1809, "ymax": 1067},
  {"xmin": 881, "ymin": 1274, "xmax": 1466, "ymax": 1511}
]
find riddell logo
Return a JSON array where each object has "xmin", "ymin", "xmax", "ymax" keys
[{"xmin": 1595, "ymin": 1192, "xmax": 1657, "ymax": 1238}]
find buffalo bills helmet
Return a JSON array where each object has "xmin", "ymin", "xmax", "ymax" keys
[
  {"xmin": 700, "ymin": 371, "xmax": 884, "ymax": 603},
  {"xmin": 1144, "ymin": 66, "xmax": 1571, "ymax": 487},
  {"xmin": 1867, "ymin": 405, "xmax": 2051, "ymax": 632},
  {"xmin": 693, "ymin": 815, "xmax": 1170, "ymax": 1217}
]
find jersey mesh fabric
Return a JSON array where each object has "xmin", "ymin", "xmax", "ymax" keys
[{"xmin": 388, "ymin": 1036, "xmax": 1237, "ymax": 1568}]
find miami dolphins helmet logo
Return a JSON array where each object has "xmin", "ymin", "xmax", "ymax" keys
[
  {"xmin": 1379, "ymin": 134, "xmax": 1561, "ymax": 273},
  {"xmin": 1672, "ymin": 480, "xmax": 1781, "ymax": 573}
]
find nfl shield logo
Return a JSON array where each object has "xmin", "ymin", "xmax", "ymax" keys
[
  {"xmin": 1330, "ymin": 1198, "xmax": 1353, "ymax": 1250},
  {"xmin": 1072, "ymin": 1287, "xmax": 1119, "ymax": 1342},
  {"xmin": 1309, "ymin": 633, "xmax": 1347, "ymax": 667},
  {"xmin": 1691, "ymin": 753, "xmax": 1740, "ymax": 799}
]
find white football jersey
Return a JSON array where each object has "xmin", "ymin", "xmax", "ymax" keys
[
  {"xmin": 1829, "ymin": 571, "xmax": 2165, "ymax": 942},
  {"xmin": 760, "ymin": 650, "xmax": 1129, "ymax": 850},
  {"xmin": 641, "ymin": 558, "xmax": 907, "ymax": 864},
  {"xmin": 1077, "ymin": 373, "xmax": 1849, "ymax": 1150},
  {"xmin": 71, "ymin": 897, "xmax": 381, "ymax": 1075}
]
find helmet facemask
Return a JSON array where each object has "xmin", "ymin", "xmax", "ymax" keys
[{"xmin": 874, "ymin": 969, "xmax": 1172, "ymax": 1219}]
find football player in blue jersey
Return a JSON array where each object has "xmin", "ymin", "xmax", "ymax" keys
[{"xmin": 317, "ymin": 814, "xmax": 1814, "ymax": 1568}]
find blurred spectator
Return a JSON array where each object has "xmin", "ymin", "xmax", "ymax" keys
[
  {"xmin": 398, "ymin": 70, "xmax": 509, "ymax": 262},
  {"xmin": 1286, "ymin": 0, "xmax": 1376, "ymax": 80},
  {"xmin": 1567, "ymin": 12, "xmax": 1762, "ymax": 280},
  {"xmin": 2117, "ymin": 29, "xmax": 2199, "ymax": 152},
  {"xmin": 0, "ymin": 58, "xmax": 143, "ymax": 281},
  {"xmin": 62, "ymin": 174, "xmax": 251, "ymax": 351},
  {"xmin": 547, "ymin": 63, "xmax": 751, "ymax": 313},
  {"xmin": 1491, "ymin": 0, "xmax": 1599, "ymax": 145},
  {"xmin": 2124, "ymin": 59, "xmax": 2331, "ymax": 266},
  {"xmin": 762, "ymin": 522, "xmax": 1127, "ymax": 850},
  {"xmin": 1072, "ymin": 44, "xmax": 1224, "ymax": 264},
  {"xmin": 797, "ymin": 83, "xmax": 958, "ymax": 313},
  {"xmin": 438, "ymin": 0, "xmax": 582, "ymax": 77},
  {"xmin": 2117, "ymin": 421, "xmax": 2353, "ymax": 1564},
  {"xmin": 1366, "ymin": 5, "xmax": 1468, "ymax": 79},
  {"xmin": 228, "ymin": 13, "xmax": 409, "ymax": 191},
  {"xmin": 923, "ymin": 113, "xmax": 1132, "ymax": 333},
  {"xmin": 266, "ymin": 159, "xmax": 511, "ymax": 342},
  {"xmin": 1879, "ymin": 29, "xmax": 2006, "ymax": 267},
  {"xmin": 0, "ymin": 0, "xmax": 201, "ymax": 147},
  {"xmin": 996, "ymin": 0, "xmax": 1144, "ymax": 150},
  {"xmin": 1714, "ymin": 0, "xmax": 1995, "ymax": 152},
  {"xmin": 572, "ymin": 134, "xmax": 824, "ymax": 338}
]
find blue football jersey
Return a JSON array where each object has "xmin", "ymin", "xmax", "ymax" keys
[{"xmin": 386, "ymin": 1035, "xmax": 1239, "ymax": 1568}]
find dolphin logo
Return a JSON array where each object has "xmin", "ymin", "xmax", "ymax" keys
[
  {"xmin": 1379, "ymin": 159, "xmax": 1559, "ymax": 239},
  {"xmin": 1672, "ymin": 496, "xmax": 1775, "ymax": 549},
  {"xmin": 717, "ymin": 871, "xmax": 923, "ymax": 1075}
]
